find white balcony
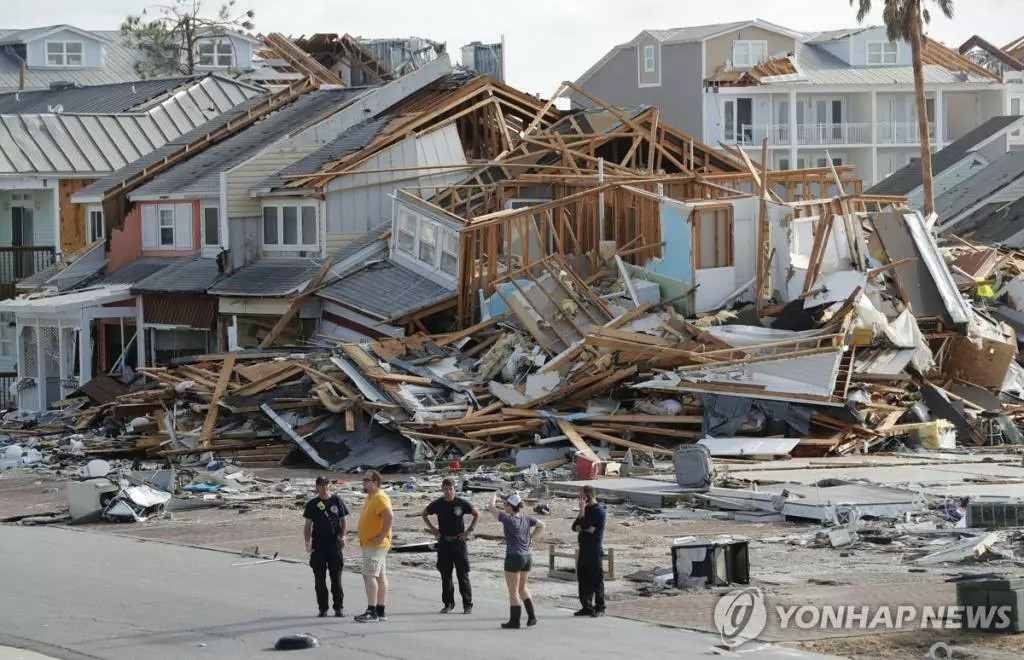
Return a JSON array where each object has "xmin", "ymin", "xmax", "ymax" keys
[
  {"xmin": 877, "ymin": 122, "xmax": 939, "ymax": 144},
  {"xmin": 796, "ymin": 123, "xmax": 872, "ymax": 145},
  {"xmin": 735, "ymin": 124, "xmax": 791, "ymax": 146}
]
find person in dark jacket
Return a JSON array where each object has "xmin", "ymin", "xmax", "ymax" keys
[
  {"xmin": 303, "ymin": 476, "xmax": 349, "ymax": 617},
  {"xmin": 422, "ymin": 478, "xmax": 480, "ymax": 614},
  {"xmin": 571, "ymin": 485, "xmax": 606, "ymax": 617}
]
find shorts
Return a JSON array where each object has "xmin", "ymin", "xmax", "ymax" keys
[
  {"xmin": 504, "ymin": 553, "xmax": 532, "ymax": 573},
  {"xmin": 361, "ymin": 546, "xmax": 389, "ymax": 577}
]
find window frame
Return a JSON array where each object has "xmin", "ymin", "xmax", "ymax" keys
[
  {"xmin": 158, "ymin": 208, "xmax": 175, "ymax": 247},
  {"xmin": 643, "ymin": 44, "xmax": 655, "ymax": 73},
  {"xmin": 391, "ymin": 205, "xmax": 459, "ymax": 280},
  {"xmin": 261, "ymin": 202, "xmax": 319, "ymax": 251},
  {"xmin": 196, "ymin": 38, "xmax": 235, "ymax": 68},
  {"xmin": 201, "ymin": 205, "xmax": 220, "ymax": 250},
  {"xmin": 86, "ymin": 205, "xmax": 104, "ymax": 243},
  {"xmin": 867, "ymin": 41, "xmax": 898, "ymax": 65},
  {"xmin": 732, "ymin": 40, "xmax": 768, "ymax": 68},
  {"xmin": 45, "ymin": 40, "xmax": 84, "ymax": 67},
  {"xmin": 692, "ymin": 205, "xmax": 735, "ymax": 270}
]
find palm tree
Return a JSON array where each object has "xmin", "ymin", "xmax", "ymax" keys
[{"xmin": 851, "ymin": 0, "xmax": 954, "ymax": 217}]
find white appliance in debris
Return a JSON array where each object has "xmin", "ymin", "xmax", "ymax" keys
[{"xmin": 66, "ymin": 478, "xmax": 119, "ymax": 522}]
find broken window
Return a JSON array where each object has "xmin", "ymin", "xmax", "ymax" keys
[
  {"xmin": 396, "ymin": 209, "xmax": 416, "ymax": 254},
  {"xmin": 440, "ymin": 230, "xmax": 458, "ymax": 276},
  {"xmin": 418, "ymin": 221, "xmax": 437, "ymax": 265},
  {"xmin": 692, "ymin": 205, "xmax": 734, "ymax": 269},
  {"xmin": 197, "ymin": 39, "xmax": 234, "ymax": 67}
]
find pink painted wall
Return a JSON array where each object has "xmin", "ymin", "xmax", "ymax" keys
[{"xmin": 106, "ymin": 200, "xmax": 202, "ymax": 273}]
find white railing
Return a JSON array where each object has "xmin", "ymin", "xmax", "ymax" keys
[
  {"xmin": 736, "ymin": 124, "xmax": 791, "ymax": 146},
  {"xmin": 877, "ymin": 122, "xmax": 938, "ymax": 144},
  {"xmin": 796, "ymin": 123, "xmax": 872, "ymax": 145}
]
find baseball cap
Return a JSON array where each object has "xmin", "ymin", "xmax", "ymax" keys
[
  {"xmin": 315, "ymin": 476, "xmax": 329, "ymax": 486},
  {"xmin": 505, "ymin": 492, "xmax": 522, "ymax": 507}
]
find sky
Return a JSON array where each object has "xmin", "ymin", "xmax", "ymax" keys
[{"xmin": 5, "ymin": 0, "xmax": 1022, "ymax": 97}]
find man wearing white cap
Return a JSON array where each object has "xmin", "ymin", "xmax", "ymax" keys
[{"xmin": 488, "ymin": 490, "xmax": 545, "ymax": 629}]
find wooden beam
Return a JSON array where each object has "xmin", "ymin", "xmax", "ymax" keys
[{"xmin": 200, "ymin": 352, "xmax": 236, "ymax": 448}]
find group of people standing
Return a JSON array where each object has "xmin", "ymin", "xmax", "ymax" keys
[{"xmin": 302, "ymin": 475, "xmax": 607, "ymax": 628}]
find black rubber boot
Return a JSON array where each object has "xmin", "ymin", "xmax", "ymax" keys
[
  {"xmin": 523, "ymin": 598, "xmax": 537, "ymax": 627},
  {"xmin": 501, "ymin": 605, "xmax": 522, "ymax": 629}
]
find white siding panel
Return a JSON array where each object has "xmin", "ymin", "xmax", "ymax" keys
[
  {"xmin": 141, "ymin": 204, "xmax": 158, "ymax": 249},
  {"xmin": 174, "ymin": 203, "xmax": 192, "ymax": 250},
  {"xmin": 225, "ymin": 147, "xmax": 318, "ymax": 217}
]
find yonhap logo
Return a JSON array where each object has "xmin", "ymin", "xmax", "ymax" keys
[{"xmin": 713, "ymin": 587, "xmax": 768, "ymax": 648}]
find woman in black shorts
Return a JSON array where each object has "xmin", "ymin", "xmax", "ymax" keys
[{"xmin": 488, "ymin": 491, "xmax": 546, "ymax": 629}]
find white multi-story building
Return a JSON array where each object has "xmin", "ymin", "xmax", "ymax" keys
[{"xmin": 573, "ymin": 20, "xmax": 1022, "ymax": 186}]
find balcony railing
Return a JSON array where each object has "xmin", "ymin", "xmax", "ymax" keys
[
  {"xmin": 797, "ymin": 123, "xmax": 873, "ymax": 145},
  {"xmin": 0, "ymin": 246, "xmax": 56, "ymax": 300},
  {"xmin": 735, "ymin": 124, "xmax": 791, "ymax": 146},
  {"xmin": 877, "ymin": 122, "xmax": 938, "ymax": 144}
]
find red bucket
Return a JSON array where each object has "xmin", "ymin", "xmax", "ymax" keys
[
  {"xmin": 447, "ymin": 460, "xmax": 461, "ymax": 472},
  {"xmin": 575, "ymin": 452, "xmax": 604, "ymax": 480}
]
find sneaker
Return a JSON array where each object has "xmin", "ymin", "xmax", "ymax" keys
[
  {"xmin": 463, "ymin": 605, "xmax": 473, "ymax": 615},
  {"xmin": 591, "ymin": 610, "xmax": 605, "ymax": 618},
  {"xmin": 334, "ymin": 609, "xmax": 345, "ymax": 618},
  {"xmin": 354, "ymin": 610, "xmax": 379, "ymax": 623},
  {"xmin": 573, "ymin": 608, "xmax": 594, "ymax": 617},
  {"xmin": 318, "ymin": 610, "xmax": 328, "ymax": 618},
  {"xmin": 439, "ymin": 605, "xmax": 454, "ymax": 614}
]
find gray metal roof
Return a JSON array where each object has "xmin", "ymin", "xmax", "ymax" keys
[
  {"xmin": 132, "ymin": 256, "xmax": 226, "ymax": 294},
  {"xmin": 82, "ymin": 257, "xmax": 177, "ymax": 288},
  {"xmin": 786, "ymin": 42, "xmax": 997, "ymax": 86},
  {"xmin": 318, "ymin": 259, "xmax": 454, "ymax": 320},
  {"xmin": 953, "ymin": 197, "xmax": 1024, "ymax": 245},
  {"xmin": 71, "ymin": 95, "xmax": 267, "ymax": 202},
  {"xmin": 867, "ymin": 116, "xmax": 1024, "ymax": 196},
  {"xmin": 0, "ymin": 76, "xmax": 200, "ymax": 114},
  {"xmin": 0, "ymin": 75, "xmax": 266, "ymax": 176},
  {"xmin": 252, "ymin": 113, "xmax": 391, "ymax": 192},
  {"xmin": 0, "ymin": 29, "xmax": 145, "ymax": 91},
  {"xmin": 132, "ymin": 87, "xmax": 366, "ymax": 199},
  {"xmin": 936, "ymin": 150, "xmax": 1024, "ymax": 225},
  {"xmin": 806, "ymin": 27, "xmax": 873, "ymax": 43},
  {"xmin": 208, "ymin": 258, "xmax": 319, "ymax": 296}
]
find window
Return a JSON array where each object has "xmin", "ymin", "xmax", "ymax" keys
[
  {"xmin": 159, "ymin": 209, "xmax": 175, "ymax": 247},
  {"xmin": 197, "ymin": 39, "xmax": 234, "ymax": 67},
  {"xmin": 397, "ymin": 210, "xmax": 416, "ymax": 254},
  {"xmin": 693, "ymin": 206, "xmax": 734, "ymax": 269},
  {"xmin": 418, "ymin": 221, "xmax": 437, "ymax": 265},
  {"xmin": 87, "ymin": 206, "xmax": 103, "ymax": 243},
  {"xmin": 440, "ymin": 231, "xmax": 458, "ymax": 276},
  {"xmin": 867, "ymin": 41, "xmax": 898, "ymax": 65},
  {"xmin": 46, "ymin": 41, "xmax": 83, "ymax": 66},
  {"xmin": 262, "ymin": 203, "xmax": 318, "ymax": 250},
  {"xmin": 643, "ymin": 44, "xmax": 655, "ymax": 72},
  {"xmin": 202, "ymin": 206, "xmax": 219, "ymax": 247},
  {"xmin": 778, "ymin": 158, "xmax": 790, "ymax": 171},
  {"xmin": 732, "ymin": 40, "xmax": 767, "ymax": 68}
]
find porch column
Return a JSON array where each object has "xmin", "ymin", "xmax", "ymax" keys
[
  {"xmin": 79, "ymin": 308, "xmax": 92, "ymax": 385},
  {"xmin": 51, "ymin": 185, "xmax": 59, "ymax": 259},
  {"xmin": 35, "ymin": 318, "xmax": 44, "ymax": 411},
  {"xmin": 870, "ymin": 90, "xmax": 878, "ymax": 184},
  {"xmin": 788, "ymin": 88, "xmax": 798, "ymax": 166},
  {"xmin": 57, "ymin": 319, "xmax": 67, "ymax": 394},
  {"xmin": 136, "ymin": 295, "xmax": 146, "ymax": 371},
  {"xmin": 935, "ymin": 89, "xmax": 944, "ymax": 148}
]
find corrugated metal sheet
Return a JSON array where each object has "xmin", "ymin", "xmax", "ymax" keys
[
  {"xmin": 788, "ymin": 42, "xmax": 996, "ymax": 86},
  {"xmin": 132, "ymin": 88, "xmax": 364, "ymax": 199},
  {"xmin": 937, "ymin": 150, "xmax": 1024, "ymax": 225},
  {"xmin": 209, "ymin": 259, "xmax": 319, "ymax": 296},
  {"xmin": 253, "ymin": 114, "xmax": 392, "ymax": 192},
  {"xmin": 0, "ymin": 77, "xmax": 196, "ymax": 114},
  {"xmin": 133, "ymin": 256, "xmax": 225, "ymax": 293},
  {"xmin": 0, "ymin": 29, "xmax": 148, "ymax": 90},
  {"xmin": 318, "ymin": 259, "xmax": 454, "ymax": 320},
  {"xmin": 0, "ymin": 75, "xmax": 267, "ymax": 176},
  {"xmin": 85, "ymin": 257, "xmax": 176, "ymax": 288},
  {"xmin": 868, "ymin": 116, "xmax": 1024, "ymax": 196},
  {"xmin": 143, "ymin": 293, "xmax": 216, "ymax": 329}
]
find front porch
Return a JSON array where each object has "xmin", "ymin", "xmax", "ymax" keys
[
  {"xmin": 0, "ymin": 286, "xmax": 142, "ymax": 413},
  {"xmin": 0, "ymin": 185, "xmax": 59, "ymax": 299}
]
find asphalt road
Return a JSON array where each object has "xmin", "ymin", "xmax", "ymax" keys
[{"xmin": 0, "ymin": 525, "xmax": 838, "ymax": 660}]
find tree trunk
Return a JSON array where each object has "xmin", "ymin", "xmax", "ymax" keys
[
  {"xmin": 909, "ymin": 2, "xmax": 935, "ymax": 217},
  {"xmin": 184, "ymin": 16, "xmax": 195, "ymax": 75}
]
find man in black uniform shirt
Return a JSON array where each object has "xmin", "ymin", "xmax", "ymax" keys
[
  {"xmin": 422, "ymin": 478, "xmax": 480, "ymax": 614},
  {"xmin": 303, "ymin": 476, "xmax": 349, "ymax": 617},
  {"xmin": 571, "ymin": 484, "xmax": 607, "ymax": 617}
]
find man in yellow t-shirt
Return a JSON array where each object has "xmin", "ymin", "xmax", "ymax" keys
[{"xmin": 354, "ymin": 470, "xmax": 394, "ymax": 623}]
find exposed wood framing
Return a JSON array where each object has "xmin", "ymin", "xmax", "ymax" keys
[
  {"xmin": 262, "ymin": 33, "xmax": 346, "ymax": 86},
  {"xmin": 58, "ymin": 179, "xmax": 96, "ymax": 255}
]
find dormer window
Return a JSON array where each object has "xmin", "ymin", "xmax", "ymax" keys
[
  {"xmin": 46, "ymin": 41, "xmax": 83, "ymax": 67},
  {"xmin": 197, "ymin": 39, "xmax": 234, "ymax": 68},
  {"xmin": 868, "ymin": 41, "xmax": 898, "ymax": 65},
  {"xmin": 732, "ymin": 40, "xmax": 767, "ymax": 68}
]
